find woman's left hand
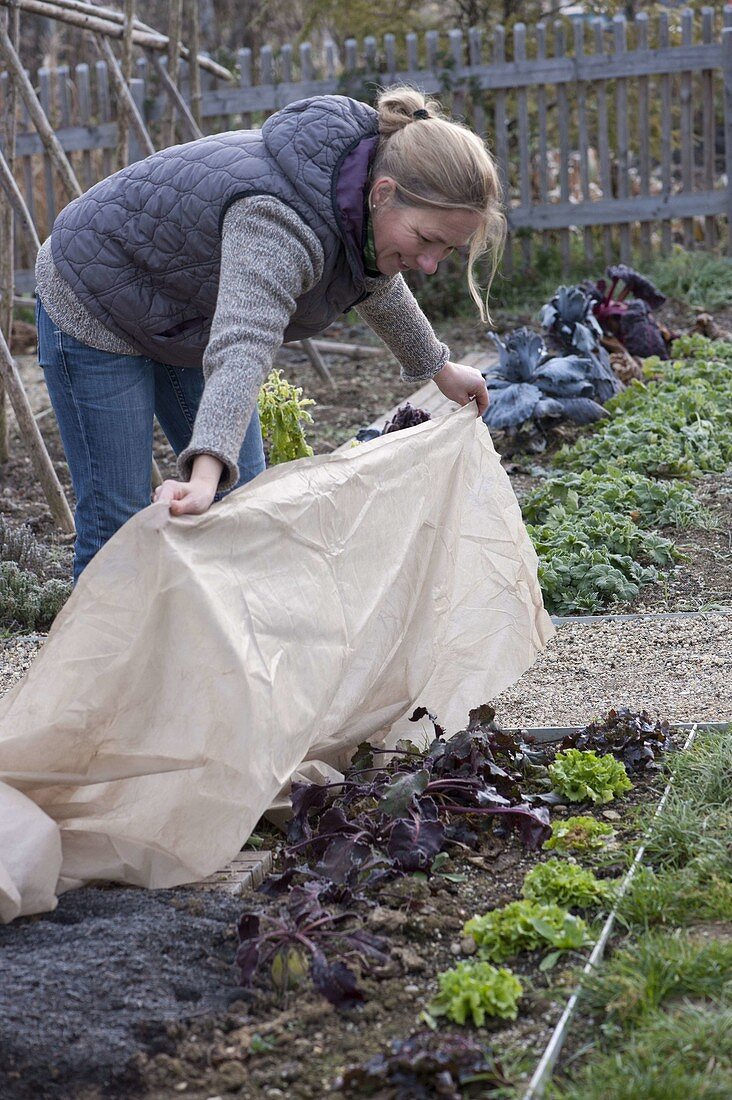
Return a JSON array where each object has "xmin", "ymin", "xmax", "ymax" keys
[{"xmin": 432, "ymin": 361, "xmax": 489, "ymax": 416}]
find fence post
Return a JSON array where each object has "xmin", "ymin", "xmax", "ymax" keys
[{"xmin": 723, "ymin": 26, "xmax": 732, "ymax": 256}]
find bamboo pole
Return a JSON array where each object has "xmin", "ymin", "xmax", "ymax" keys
[
  {"xmin": 152, "ymin": 51, "xmax": 202, "ymax": 141},
  {"xmin": 93, "ymin": 33, "xmax": 155, "ymax": 157},
  {"xmin": 114, "ymin": 0, "xmax": 134, "ymax": 170},
  {"xmin": 0, "ymin": 21, "xmax": 82, "ymax": 200},
  {"xmin": 0, "ymin": 329, "xmax": 75, "ymax": 533},
  {"xmin": 164, "ymin": 0, "xmax": 182, "ymax": 147},
  {"xmin": 0, "ymin": 147, "xmax": 42, "ymax": 251},
  {"xmin": 0, "ymin": 0, "xmax": 234, "ymax": 82},
  {"xmin": 0, "ymin": 0, "xmax": 19, "ymax": 462}
]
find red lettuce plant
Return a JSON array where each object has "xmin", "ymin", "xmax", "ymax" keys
[
  {"xmin": 337, "ymin": 1030, "xmax": 509, "ymax": 1098},
  {"xmin": 236, "ymin": 883, "xmax": 390, "ymax": 1007}
]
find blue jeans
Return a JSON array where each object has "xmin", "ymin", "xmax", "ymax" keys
[{"xmin": 37, "ymin": 300, "xmax": 265, "ymax": 582}]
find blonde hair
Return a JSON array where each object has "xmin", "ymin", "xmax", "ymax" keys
[{"xmin": 371, "ymin": 86, "xmax": 505, "ymax": 324}]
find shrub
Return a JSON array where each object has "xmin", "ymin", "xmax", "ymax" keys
[{"xmin": 0, "ymin": 561, "xmax": 70, "ymax": 633}]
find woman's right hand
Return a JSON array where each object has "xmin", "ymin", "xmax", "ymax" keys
[{"xmin": 153, "ymin": 454, "xmax": 224, "ymax": 516}]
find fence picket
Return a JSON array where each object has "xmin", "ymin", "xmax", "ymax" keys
[
  {"xmin": 384, "ymin": 34, "xmax": 396, "ymax": 80},
  {"xmin": 535, "ymin": 22, "xmax": 550, "ymax": 260},
  {"xmin": 613, "ymin": 16, "xmax": 631, "ymax": 262},
  {"xmin": 702, "ymin": 7, "xmax": 716, "ymax": 249},
  {"xmin": 95, "ymin": 59, "xmax": 113, "ymax": 178},
  {"xmin": 300, "ymin": 42, "xmax": 314, "ymax": 83},
  {"xmin": 38, "ymin": 68, "xmax": 56, "ymax": 231},
  {"xmin": 492, "ymin": 24, "xmax": 512, "ymax": 276},
  {"xmin": 680, "ymin": 9, "xmax": 695, "ymax": 248},
  {"xmin": 555, "ymin": 20, "xmax": 571, "ymax": 274},
  {"xmin": 260, "ymin": 45, "xmax": 273, "ymax": 86},
  {"xmin": 238, "ymin": 48, "xmax": 251, "ymax": 131},
  {"xmin": 467, "ymin": 27, "xmax": 485, "ymax": 140},
  {"xmin": 573, "ymin": 17, "xmax": 593, "ymax": 264},
  {"xmin": 406, "ymin": 32, "xmax": 418, "ymax": 73},
  {"xmin": 17, "ymin": 83, "xmax": 36, "ymax": 234},
  {"xmin": 514, "ymin": 23, "xmax": 531, "ymax": 270},
  {"xmin": 592, "ymin": 20, "xmax": 613, "ymax": 263},
  {"xmin": 75, "ymin": 63, "xmax": 93, "ymax": 190},
  {"xmin": 426, "ymin": 30, "xmax": 438, "ymax": 71},
  {"xmin": 449, "ymin": 29, "xmax": 464, "ymax": 117},
  {"xmin": 659, "ymin": 13, "xmax": 673, "ymax": 253},
  {"xmin": 280, "ymin": 43, "xmax": 292, "ymax": 85},
  {"xmin": 636, "ymin": 14, "xmax": 652, "ymax": 260},
  {"xmin": 723, "ymin": 26, "xmax": 732, "ymax": 255}
]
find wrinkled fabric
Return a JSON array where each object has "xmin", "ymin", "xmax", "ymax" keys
[{"xmin": 0, "ymin": 405, "xmax": 553, "ymax": 921}]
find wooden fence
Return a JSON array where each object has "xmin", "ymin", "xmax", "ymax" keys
[{"xmin": 3, "ymin": 5, "xmax": 732, "ymax": 292}]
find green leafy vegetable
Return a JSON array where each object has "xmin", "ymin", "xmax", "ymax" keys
[
  {"xmin": 549, "ymin": 749, "xmax": 633, "ymax": 804},
  {"xmin": 523, "ymin": 858, "xmax": 614, "ymax": 910},
  {"xmin": 544, "ymin": 816, "xmax": 616, "ymax": 854},
  {"xmin": 521, "ymin": 469, "xmax": 706, "ymax": 530},
  {"xmin": 257, "ymin": 368, "xmax": 315, "ymax": 464},
  {"xmin": 463, "ymin": 899, "xmax": 591, "ymax": 963},
  {"xmin": 429, "ymin": 960, "xmax": 523, "ymax": 1025}
]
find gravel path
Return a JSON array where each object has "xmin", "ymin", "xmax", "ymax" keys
[
  {"xmin": 492, "ymin": 611, "xmax": 732, "ymax": 728},
  {"xmin": 4, "ymin": 613, "xmax": 731, "ymax": 729}
]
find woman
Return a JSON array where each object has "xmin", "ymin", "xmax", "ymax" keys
[{"xmin": 35, "ymin": 85, "xmax": 505, "ymax": 581}]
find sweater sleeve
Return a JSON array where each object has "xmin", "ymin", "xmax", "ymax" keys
[
  {"xmin": 354, "ymin": 274, "xmax": 451, "ymax": 381},
  {"xmin": 177, "ymin": 196, "xmax": 324, "ymax": 489}
]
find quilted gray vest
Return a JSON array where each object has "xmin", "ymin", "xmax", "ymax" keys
[{"xmin": 50, "ymin": 96, "xmax": 380, "ymax": 367}]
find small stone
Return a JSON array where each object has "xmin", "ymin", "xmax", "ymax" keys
[
  {"xmin": 217, "ymin": 1060, "xmax": 248, "ymax": 1090},
  {"xmin": 459, "ymin": 936, "xmax": 478, "ymax": 955},
  {"xmin": 367, "ymin": 906, "xmax": 408, "ymax": 932},
  {"xmin": 602, "ymin": 810, "xmax": 621, "ymax": 820}
]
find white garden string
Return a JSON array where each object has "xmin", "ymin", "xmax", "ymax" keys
[{"xmin": 522, "ymin": 723, "xmax": 700, "ymax": 1100}]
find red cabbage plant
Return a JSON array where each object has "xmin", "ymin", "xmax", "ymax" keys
[
  {"xmin": 481, "ymin": 328, "xmax": 609, "ymax": 445},
  {"xmin": 540, "ymin": 285, "xmax": 623, "ymax": 403},
  {"xmin": 583, "ymin": 264, "xmax": 670, "ymax": 359}
]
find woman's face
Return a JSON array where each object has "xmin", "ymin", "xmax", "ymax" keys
[{"xmin": 370, "ymin": 177, "xmax": 482, "ymax": 278}]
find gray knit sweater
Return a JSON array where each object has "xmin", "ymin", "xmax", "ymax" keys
[{"xmin": 36, "ymin": 195, "xmax": 451, "ymax": 489}]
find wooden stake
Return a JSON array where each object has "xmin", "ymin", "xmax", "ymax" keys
[{"xmin": 0, "ymin": 328, "xmax": 75, "ymax": 533}]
